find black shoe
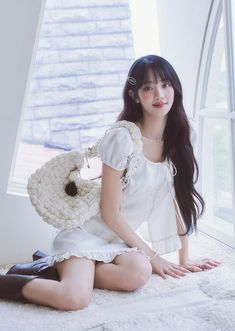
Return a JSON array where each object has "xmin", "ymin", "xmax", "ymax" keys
[
  {"xmin": 0, "ymin": 274, "xmax": 39, "ymax": 303},
  {"xmin": 6, "ymin": 256, "xmax": 59, "ymax": 281},
  {"xmin": 32, "ymin": 250, "xmax": 47, "ymax": 261}
]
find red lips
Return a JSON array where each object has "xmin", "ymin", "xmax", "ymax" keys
[{"xmin": 153, "ymin": 102, "xmax": 166, "ymax": 107}]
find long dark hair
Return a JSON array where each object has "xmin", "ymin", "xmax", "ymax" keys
[{"xmin": 117, "ymin": 54, "xmax": 205, "ymax": 235}]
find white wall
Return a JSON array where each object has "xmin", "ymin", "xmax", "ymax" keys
[
  {"xmin": 0, "ymin": 0, "xmax": 56, "ymax": 265},
  {"xmin": 156, "ymin": 0, "xmax": 212, "ymax": 116}
]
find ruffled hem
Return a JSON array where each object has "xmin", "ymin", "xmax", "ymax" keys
[
  {"xmin": 47, "ymin": 247, "xmax": 147, "ymax": 266},
  {"xmin": 151, "ymin": 235, "xmax": 182, "ymax": 255}
]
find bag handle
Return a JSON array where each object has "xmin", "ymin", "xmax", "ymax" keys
[
  {"xmin": 84, "ymin": 120, "xmax": 142, "ymax": 160},
  {"xmin": 65, "ymin": 121, "xmax": 142, "ymax": 196}
]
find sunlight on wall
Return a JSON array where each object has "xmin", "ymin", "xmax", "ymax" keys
[
  {"xmin": 130, "ymin": 0, "xmax": 160, "ymax": 57},
  {"xmin": 9, "ymin": 0, "xmax": 161, "ymax": 194}
]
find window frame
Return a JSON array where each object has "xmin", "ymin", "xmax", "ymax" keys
[{"xmin": 195, "ymin": 0, "xmax": 235, "ymax": 248}]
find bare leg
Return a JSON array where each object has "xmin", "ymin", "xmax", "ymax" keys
[
  {"xmin": 94, "ymin": 252, "xmax": 152, "ymax": 291},
  {"xmin": 22, "ymin": 257, "xmax": 95, "ymax": 310}
]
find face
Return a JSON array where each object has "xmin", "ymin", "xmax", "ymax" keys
[{"xmin": 136, "ymin": 70, "xmax": 174, "ymax": 117}]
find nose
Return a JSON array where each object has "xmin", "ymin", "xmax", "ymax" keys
[{"xmin": 154, "ymin": 85, "xmax": 164, "ymax": 100}]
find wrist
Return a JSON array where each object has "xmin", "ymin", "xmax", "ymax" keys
[
  {"xmin": 179, "ymin": 256, "xmax": 189, "ymax": 265},
  {"xmin": 149, "ymin": 251, "xmax": 158, "ymax": 262}
]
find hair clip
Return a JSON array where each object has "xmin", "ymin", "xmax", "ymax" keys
[{"xmin": 127, "ymin": 76, "xmax": 137, "ymax": 86}]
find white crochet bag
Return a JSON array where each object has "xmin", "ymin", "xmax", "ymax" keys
[{"xmin": 27, "ymin": 121, "xmax": 142, "ymax": 230}]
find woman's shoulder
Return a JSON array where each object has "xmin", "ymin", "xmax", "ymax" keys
[
  {"xmin": 101, "ymin": 120, "xmax": 142, "ymax": 147},
  {"xmin": 112, "ymin": 120, "xmax": 143, "ymax": 150},
  {"xmin": 96, "ymin": 121, "xmax": 138, "ymax": 171},
  {"xmin": 102, "ymin": 121, "xmax": 135, "ymax": 144},
  {"xmin": 112, "ymin": 120, "xmax": 141, "ymax": 134}
]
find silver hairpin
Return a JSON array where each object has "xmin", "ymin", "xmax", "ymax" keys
[{"xmin": 127, "ymin": 76, "xmax": 137, "ymax": 86}]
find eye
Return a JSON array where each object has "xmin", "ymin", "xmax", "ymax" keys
[
  {"xmin": 162, "ymin": 81, "xmax": 172, "ymax": 88},
  {"xmin": 143, "ymin": 86, "xmax": 153, "ymax": 91}
]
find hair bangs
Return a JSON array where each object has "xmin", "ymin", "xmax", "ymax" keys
[
  {"xmin": 149, "ymin": 63, "xmax": 174, "ymax": 85},
  {"xmin": 131, "ymin": 59, "xmax": 175, "ymax": 91}
]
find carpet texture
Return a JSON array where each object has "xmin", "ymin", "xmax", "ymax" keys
[{"xmin": 0, "ymin": 232, "xmax": 235, "ymax": 331}]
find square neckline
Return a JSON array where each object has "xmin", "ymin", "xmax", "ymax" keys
[{"xmin": 133, "ymin": 122, "xmax": 167, "ymax": 165}]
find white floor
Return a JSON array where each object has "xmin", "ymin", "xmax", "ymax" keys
[{"xmin": 0, "ymin": 231, "xmax": 235, "ymax": 331}]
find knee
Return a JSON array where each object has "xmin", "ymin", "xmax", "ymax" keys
[
  {"xmin": 123, "ymin": 255, "xmax": 152, "ymax": 291},
  {"xmin": 57, "ymin": 286, "xmax": 92, "ymax": 311}
]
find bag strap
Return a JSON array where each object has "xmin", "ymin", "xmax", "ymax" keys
[
  {"xmin": 81, "ymin": 120, "xmax": 143, "ymax": 189},
  {"xmin": 84, "ymin": 120, "xmax": 142, "ymax": 161},
  {"xmin": 112, "ymin": 120, "xmax": 142, "ymax": 156}
]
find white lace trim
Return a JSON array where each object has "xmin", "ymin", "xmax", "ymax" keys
[{"xmin": 47, "ymin": 247, "xmax": 147, "ymax": 266}]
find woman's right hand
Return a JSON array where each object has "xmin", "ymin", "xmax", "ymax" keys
[{"xmin": 150, "ymin": 255, "xmax": 190, "ymax": 279}]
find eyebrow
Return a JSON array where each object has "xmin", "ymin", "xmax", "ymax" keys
[
  {"xmin": 143, "ymin": 80, "xmax": 156, "ymax": 83},
  {"xmin": 143, "ymin": 79, "xmax": 171, "ymax": 84}
]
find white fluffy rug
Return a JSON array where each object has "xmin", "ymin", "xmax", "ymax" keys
[{"xmin": 1, "ymin": 232, "xmax": 235, "ymax": 331}]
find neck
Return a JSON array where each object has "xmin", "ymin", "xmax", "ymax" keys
[{"xmin": 137, "ymin": 115, "xmax": 167, "ymax": 142}]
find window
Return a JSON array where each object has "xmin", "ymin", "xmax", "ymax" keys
[
  {"xmin": 196, "ymin": 0, "xmax": 235, "ymax": 247},
  {"xmin": 8, "ymin": 0, "xmax": 159, "ymax": 195}
]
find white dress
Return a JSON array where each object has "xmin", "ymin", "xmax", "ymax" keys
[{"xmin": 47, "ymin": 120, "xmax": 196, "ymax": 266}]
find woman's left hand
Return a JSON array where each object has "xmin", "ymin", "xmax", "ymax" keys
[{"xmin": 180, "ymin": 258, "xmax": 221, "ymax": 272}]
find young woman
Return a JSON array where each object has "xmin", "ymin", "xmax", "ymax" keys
[{"xmin": 0, "ymin": 55, "xmax": 220, "ymax": 310}]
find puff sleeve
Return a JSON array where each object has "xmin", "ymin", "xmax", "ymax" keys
[{"xmin": 97, "ymin": 127, "xmax": 133, "ymax": 171}]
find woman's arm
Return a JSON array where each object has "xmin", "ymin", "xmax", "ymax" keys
[
  {"xmin": 178, "ymin": 234, "xmax": 189, "ymax": 265},
  {"xmin": 174, "ymin": 205, "xmax": 189, "ymax": 265},
  {"xmin": 100, "ymin": 163, "xmax": 155, "ymax": 258},
  {"xmin": 175, "ymin": 201, "xmax": 221, "ymax": 271},
  {"xmin": 174, "ymin": 200, "xmax": 189, "ymax": 265},
  {"xmin": 101, "ymin": 163, "xmax": 195, "ymax": 279}
]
